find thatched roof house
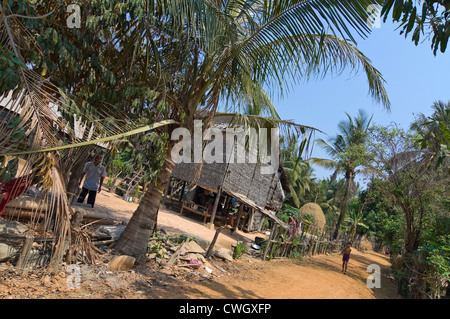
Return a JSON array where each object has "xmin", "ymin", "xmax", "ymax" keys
[{"xmin": 168, "ymin": 117, "xmax": 290, "ymax": 230}]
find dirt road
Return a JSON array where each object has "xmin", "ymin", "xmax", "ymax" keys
[
  {"xmin": 0, "ymin": 191, "xmax": 401, "ymax": 299},
  {"xmin": 180, "ymin": 249, "xmax": 401, "ymax": 299},
  {"xmin": 95, "ymin": 191, "xmax": 401, "ymax": 299}
]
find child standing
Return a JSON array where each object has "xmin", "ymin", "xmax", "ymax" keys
[{"xmin": 341, "ymin": 242, "xmax": 352, "ymax": 274}]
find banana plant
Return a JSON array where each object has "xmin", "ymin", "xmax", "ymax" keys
[{"xmin": 344, "ymin": 206, "xmax": 369, "ymax": 241}]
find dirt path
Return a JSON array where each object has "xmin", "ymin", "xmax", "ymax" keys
[
  {"xmin": 0, "ymin": 191, "xmax": 401, "ymax": 299},
  {"xmin": 95, "ymin": 191, "xmax": 261, "ymax": 250},
  {"xmin": 183, "ymin": 250, "xmax": 401, "ymax": 299},
  {"xmin": 94, "ymin": 191, "xmax": 402, "ymax": 299}
]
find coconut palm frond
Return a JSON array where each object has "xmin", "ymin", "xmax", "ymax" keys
[
  {"xmin": 314, "ymin": 138, "xmax": 340, "ymax": 158},
  {"xmin": 0, "ymin": 9, "xmax": 173, "ymax": 269},
  {"xmin": 223, "ymin": 72, "xmax": 282, "ymax": 120},
  {"xmin": 215, "ymin": 112, "xmax": 320, "ymax": 159},
  {"xmin": 165, "ymin": 0, "xmax": 390, "ymax": 111},
  {"xmin": 0, "ymin": 12, "xmax": 78, "ymax": 269},
  {"xmin": 227, "ymin": 1, "xmax": 390, "ymax": 108},
  {"xmin": 308, "ymin": 157, "xmax": 340, "ymax": 171},
  {"xmin": 0, "ymin": 120, "xmax": 177, "ymax": 157}
]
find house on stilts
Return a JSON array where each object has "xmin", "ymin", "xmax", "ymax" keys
[{"xmin": 163, "ymin": 117, "xmax": 289, "ymax": 232}]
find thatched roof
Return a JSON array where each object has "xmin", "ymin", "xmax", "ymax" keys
[
  {"xmin": 170, "ymin": 118, "xmax": 288, "ymax": 212},
  {"xmin": 299, "ymin": 203, "xmax": 326, "ymax": 229}
]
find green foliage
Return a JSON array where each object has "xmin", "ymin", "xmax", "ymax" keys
[
  {"xmin": 233, "ymin": 242, "xmax": 247, "ymax": 260},
  {"xmin": 106, "ymin": 127, "xmax": 169, "ymax": 196},
  {"xmin": 356, "ymin": 179, "xmax": 405, "ymax": 251},
  {"xmin": 419, "ymin": 235, "xmax": 450, "ymax": 299},
  {"xmin": 280, "ymin": 136, "xmax": 315, "ymax": 208},
  {"xmin": 147, "ymin": 241, "xmax": 166, "ymax": 259},
  {"xmin": 301, "ymin": 213, "xmax": 315, "ymax": 225},
  {"xmin": 278, "ymin": 204, "xmax": 299, "ymax": 223},
  {"xmin": 381, "ymin": 0, "xmax": 450, "ymax": 55},
  {"xmin": 0, "ymin": 47, "xmax": 26, "ymax": 93},
  {"xmin": 0, "ymin": 157, "xmax": 18, "ymax": 184},
  {"xmin": 147, "ymin": 233, "xmax": 198, "ymax": 258},
  {"xmin": 412, "ymin": 101, "xmax": 450, "ymax": 173}
]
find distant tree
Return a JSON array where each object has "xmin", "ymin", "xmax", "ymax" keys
[
  {"xmin": 311, "ymin": 109, "xmax": 374, "ymax": 239},
  {"xmin": 281, "ymin": 136, "xmax": 315, "ymax": 208},
  {"xmin": 344, "ymin": 203, "xmax": 369, "ymax": 241},
  {"xmin": 411, "ymin": 101, "xmax": 450, "ymax": 171},
  {"xmin": 368, "ymin": 125, "xmax": 448, "ymax": 253}
]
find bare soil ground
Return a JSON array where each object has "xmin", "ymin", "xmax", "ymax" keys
[{"xmin": 0, "ymin": 190, "xmax": 402, "ymax": 299}]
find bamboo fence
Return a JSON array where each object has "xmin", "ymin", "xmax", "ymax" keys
[{"xmin": 261, "ymin": 222, "xmax": 363, "ymax": 260}]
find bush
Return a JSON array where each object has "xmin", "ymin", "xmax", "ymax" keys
[
  {"xmin": 233, "ymin": 242, "xmax": 247, "ymax": 259},
  {"xmin": 419, "ymin": 235, "xmax": 450, "ymax": 299}
]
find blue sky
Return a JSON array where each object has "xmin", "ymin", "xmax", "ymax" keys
[{"xmin": 273, "ymin": 20, "xmax": 450, "ymax": 182}]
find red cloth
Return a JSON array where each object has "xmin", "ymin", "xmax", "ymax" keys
[{"xmin": 0, "ymin": 174, "xmax": 33, "ymax": 215}]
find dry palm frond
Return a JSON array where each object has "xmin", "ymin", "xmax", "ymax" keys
[
  {"xmin": 66, "ymin": 225, "xmax": 102, "ymax": 265},
  {"xmin": 0, "ymin": 9, "xmax": 170, "ymax": 270}
]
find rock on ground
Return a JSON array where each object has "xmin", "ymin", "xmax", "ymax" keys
[{"xmin": 108, "ymin": 255, "xmax": 136, "ymax": 271}]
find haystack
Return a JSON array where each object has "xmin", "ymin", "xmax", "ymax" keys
[{"xmin": 299, "ymin": 203, "xmax": 326, "ymax": 229}]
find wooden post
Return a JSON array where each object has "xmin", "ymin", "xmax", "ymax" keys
[
  {"xmin": 233, "ymin": 203, "xmax": 245, "ymax": 231},
  {"xmin": 246, "ymin": 207, "xmax": 255, "ymax": 232},
  {"xmin": 206, "ymin": 227, "xmax": 222, "ymax": 259},
  {"xmin": 16, "ymin": 235, "xmax": 34, "ymax": 271},
  {"xmin": 162, "ymin": 180, "xmax": 170, "ymax": 204},
  {"xmin": 178, "ymin": 181, "xmax": 186, "ymax": 202},
  {"xmin": 209, "ymin": 186, "xmax": 222, "ymax": 225},
  {"xmin": 263, "ymin": 223, "xmax": 278, "ymax": 260},
  {"xmin": 257, "ymin": 216, "xmax": 266, "ymax": 232}
]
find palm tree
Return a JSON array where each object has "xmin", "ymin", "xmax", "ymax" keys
[
  {"xmin": 112, "ymin": 1, "xmax": 392, "ymax": 257},
  {"xmin": 1, "ymin": 1, "xmax": 391, "ymax": 259},
  {"xmin": 281, "ymin": 136, "xmax": 315, "ymax": 208},
  {"xmin": 311, "ymin": 109, "xmax": 373, "ymax": 239},
  {"xmin": 411, "ymin": 101, "xmax": 450, "ymax": 170},
  {"xmin": 344, "ymin": 205, "xmax": 368, "ymax": 241}
]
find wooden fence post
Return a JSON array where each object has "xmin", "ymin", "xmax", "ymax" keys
[
  {"xmin": 16, "ymin": 234, "xmax": 34, "ymax": 272},
  {"xmin": 206, "ymin": 227, "xmax": 222, "ymax": 259},
  {"xmin": 263, "ymin": 224, "xmax": 277, "ymax": 260}
]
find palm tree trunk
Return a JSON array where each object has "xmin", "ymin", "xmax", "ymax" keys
[
  {"xmin": 333, "ymin": 170, "xmax": 354, "ymax": 239},
  {"xmin": 114, "ymin": 143, "xmax": 177, "ymax": 257},
  {"xmin": 350, "ymin": 224, "xmax": 357, "ymax": 242}
]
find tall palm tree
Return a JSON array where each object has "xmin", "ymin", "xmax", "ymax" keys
[
  {"xmin": 411, "ymin": 101, "xmax": 450, "ymax": 170},
  {"xmin": 281, "ymin": 136, "xmax": 315, "ymax": 208},
  {"xmin": 311, "ymin": 109, "xmax": 373, "ymax": 239},
  {"xmin": 113, "ymin": 1, "xmax": 392, "ymax": 257}
]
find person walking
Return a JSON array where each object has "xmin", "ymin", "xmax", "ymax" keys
[{"xmin": 76, "ymin": 154, "xmax": 107, "ymax": 208}]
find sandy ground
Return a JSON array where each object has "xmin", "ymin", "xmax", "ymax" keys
[
  {"xmin": 95, "ymin": 190, "xmax": 260, "ymax": 250},
  {"xmin": 0, "ymin": 190, "xmax": 402, "ymax": 299}
]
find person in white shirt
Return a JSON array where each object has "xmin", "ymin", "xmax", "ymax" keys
[{"xmin": 76, "ymin": 154, "xmax": 107, "ymax": 208}]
